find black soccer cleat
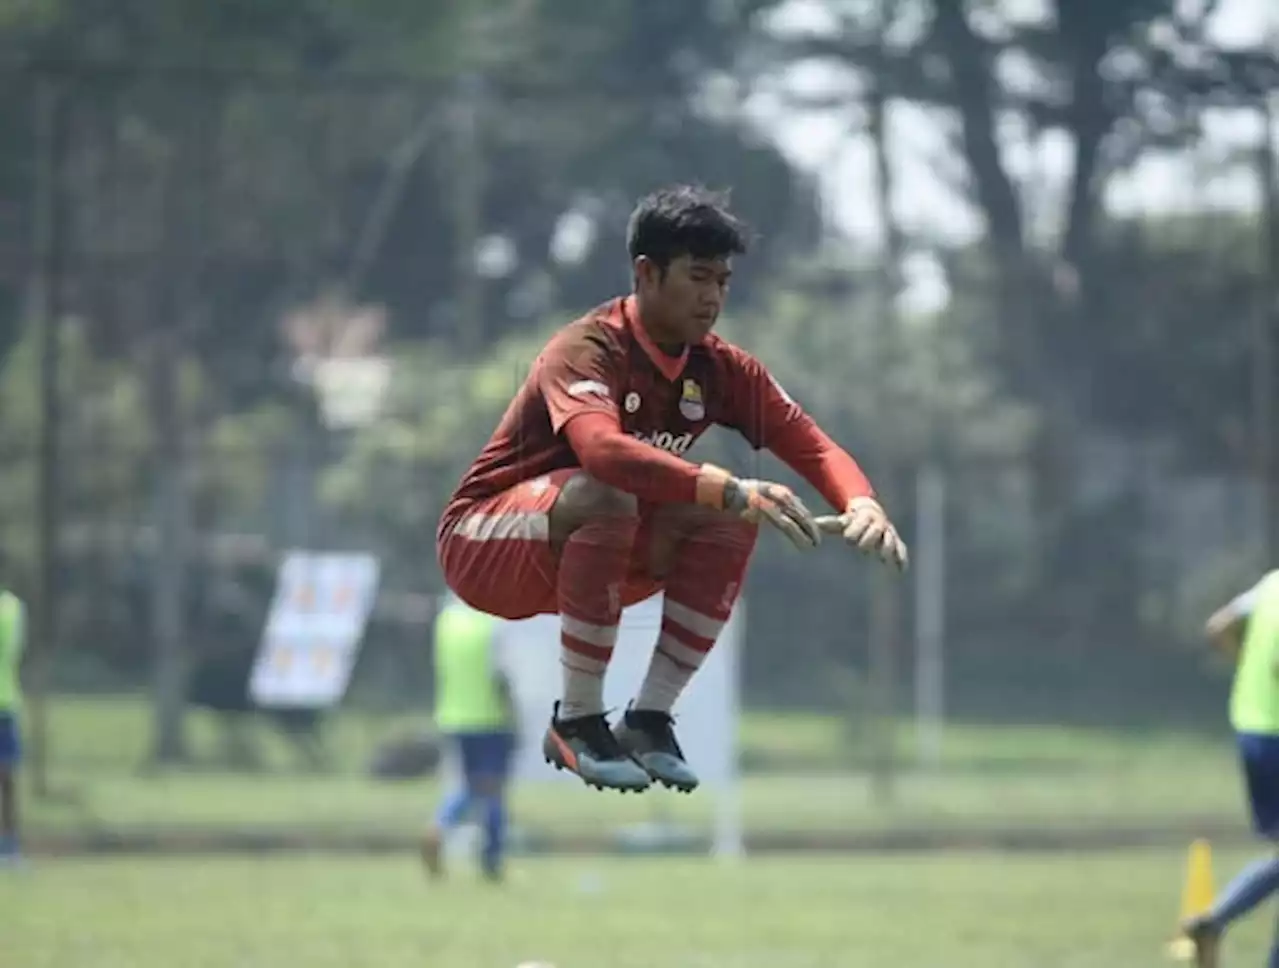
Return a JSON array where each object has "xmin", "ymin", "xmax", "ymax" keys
[
  {"xmin": 613, "ymin": 707, "xmax": 699, "ymax": 794},
  {"xmin": 542, "ymin": 703, "xmax": 652, "ymax": 793}
]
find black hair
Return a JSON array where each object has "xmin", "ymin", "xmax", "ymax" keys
[{"xmin": 626, "ymin": 184, "xmax": 750, "ymax": 270}]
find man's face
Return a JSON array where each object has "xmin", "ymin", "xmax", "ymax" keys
[{"xmin": 638, "ymin": 254, "xmax": 733, "ymax": 343}]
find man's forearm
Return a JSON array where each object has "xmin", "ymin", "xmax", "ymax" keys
[
  {"xmin": 563, "ymin": 413, "xmax": 700, "ymax": 504},
  {"xmin": 769, "ymin": 418, "xmax": 874, "ymax": 511}
]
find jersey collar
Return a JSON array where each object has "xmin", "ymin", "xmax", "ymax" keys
[{"xmin": 620, "ymin": 295, "xmax": 688, "ymax": 382}]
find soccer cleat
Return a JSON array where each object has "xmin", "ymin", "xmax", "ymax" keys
[
  {"xmin": 613, "ymin": 707, "xmax": 699, "ymax": 794},
  {"xmin": 542, "ymin": 703, "xmax": 652, "ymax": 793},
  {"xmin": 1180, "ymin": 914, "xmax": 1221, "ymax": 968}
]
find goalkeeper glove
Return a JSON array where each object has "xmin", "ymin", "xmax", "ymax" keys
[
  {"xmin": 816, "ymin": 496, "xmax": 909, "ymax": 570},
  {"xmin": 695, "ymin": 464, "xmax": 822, "ymax": 551}
]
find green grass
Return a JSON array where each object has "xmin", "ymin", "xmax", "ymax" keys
[
  {"xmin": 4, "ymin": 850, "xmax": 1274, "ymax": 967},
  {"xmin": 22, "ymin": 696, "xmax": 1247, "ymax": 842}
]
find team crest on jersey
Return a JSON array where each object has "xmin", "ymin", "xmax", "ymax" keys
[
  {"xmin": 624, "ymin": 391, "xmax": 641, "ymax": 413},
  {"xmin": 679, "ymin": 379, "xmax": 705, "ymax": 421}
]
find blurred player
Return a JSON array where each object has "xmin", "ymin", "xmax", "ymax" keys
[
  {"xmin": 1182, "ymin": 568, "xmax": 1278, "ymax": 968},
  {"xmin": 437, "ymin": 184, "xmax": 907, "ymax": 795},
  {"xmin": 0, "ymin": 584, "xmax": 24, "ymax": 865},
  {"xmin": 422, "ymin": 593, "xmax": 517, "ymax": 882}
]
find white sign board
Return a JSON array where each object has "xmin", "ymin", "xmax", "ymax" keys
[
  {"xmin": 250, "ymin": 552, "xmax": 381, "ymax": 708},
  {"xmin": 497, "ymin": 593, "xmax": 741, "ymax": 788}
]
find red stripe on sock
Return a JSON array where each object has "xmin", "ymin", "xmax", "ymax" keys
[
  {"xmin": 655, "ymin": 643, "xmax": 700, "ymax": 673},
  {"xmin": 561, "ymin": 632, "xmax": 613, "ymax": 664},
  {"xmin": 660, "ymin": 615, "xmax": 716, "ymax": 654}
]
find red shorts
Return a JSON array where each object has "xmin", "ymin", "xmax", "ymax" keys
[{"xmin": 437, "ymin": 469, "xmax": 663, "ymax": 620}]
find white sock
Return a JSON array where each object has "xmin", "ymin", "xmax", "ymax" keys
[
  {"xmin": 633, "ymin": 598, "xmax": 724, "ymax": 713},
  {"xmin": 559, "ymin": 663, "xmax": 606, "ymax": 719},
  {"xmin": 558, "ymin": 614, "xmax": 616, "ymax": 719},
  {"xmin": 634, "ymin": 649, "xmax": 694, "ymax": 713}
]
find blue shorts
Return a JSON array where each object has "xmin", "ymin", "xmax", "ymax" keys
[
  {"xmin": 1237, "ymin": 732, "xmax": 1278, "ymax": 839},
  {"xmin": 450, "ymin": 731, "xmax": 514, "ymax": 781},
  {"xmin": 0, "ymin": 713, "xmax": 21, "ymax": 767}
]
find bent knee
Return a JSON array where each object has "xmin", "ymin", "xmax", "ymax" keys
[
  {"xmin": 551, "ymin": 473, "xmax": 639, "ymax": 534},
  {"xmin": 565, "ymin": 474, "xmax": 639, "ymax": 517}
]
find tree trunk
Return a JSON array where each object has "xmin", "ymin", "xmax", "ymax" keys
[
  {"xmin": 147, "ymin": 87, "xmax": 217, "ymax": 765},
  {"xmin": 27, "ymin": 75, "xmax": 66, "ymax": 798},
  {"xmin": 1254, "ymin": 99, "xmax": 1278, "ymax": 561},
  {"xmin": 148, "ymin": 323, "xmax": 190, "ymax": 765}
]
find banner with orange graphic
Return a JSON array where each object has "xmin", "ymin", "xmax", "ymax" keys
[{"xmin": 249, "ymin": 552, "xmax": 381, "ymax": 708}]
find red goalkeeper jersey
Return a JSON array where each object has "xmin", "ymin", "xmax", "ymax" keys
[{"xmin": 439, "ymin": 295, "xmax": 873, "ymax": 534}]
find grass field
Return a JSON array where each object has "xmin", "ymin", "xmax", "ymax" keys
[
  {"xmin": 13, "ymin": 698, "xmax": 1271, "ymax": 966},
  {"xmin": 4, "ymin": 849, "xmax": 1274, "ymax": 968},
  {"xmin": 23, "ymin": 697, "xmax": 1247, "ymax": 846}
]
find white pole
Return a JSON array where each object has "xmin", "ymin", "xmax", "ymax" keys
[
  {"xmin": 914, "ymin": 464, "xmax": 946, "ymax": 769},
  {"xmin": 712, "ymin": 600, "xmax": 746, "ymax": 862}
]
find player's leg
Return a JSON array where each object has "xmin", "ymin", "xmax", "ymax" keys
[
  {"xmin": 1185, "ymin": 856, "xmax": 1278, "ymax": 968},
  {"xmin": 1183, "ymin": 732, "xmax": 1279, "ymax": 966},
  {"xmin": 612, "ymin": 503, "xmax": 758, "ymax": 792},
  {"xmin": 469, "ymin": 730, "xmax": 515, "ymax": 882},
  {"xmin": 421, "ymin": 732, "xmax": 474, "ymax": 879},
  {"xmin": 0, "ymin": 712, "xmax": 20, "ymax": 862},
  {"xmin": 439, "ymin": 471, "xmax": 651, "ymax": 791},
  {"xmin": 540, "ymin": 473, "xmax": 652, "ymax": 792}
]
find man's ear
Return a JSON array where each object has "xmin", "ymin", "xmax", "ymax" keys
[{"xmin": 633, "ymin": 255, "xmax": 663, "ymax": 289}]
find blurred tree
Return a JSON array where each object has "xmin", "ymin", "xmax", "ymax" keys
[
  {"xmin": 758, "ymin": 0, "xmax": 1277, "ymax": 635},
  {"xmin": 0, "ymin": 0, "xmax": 1271, "ymax": 732},
  {"xmin": 0, "ymin": 0, "xmax": 816, "ymax": 756}
]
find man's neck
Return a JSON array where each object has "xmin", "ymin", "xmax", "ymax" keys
[{"xmin": 632, "ymin": 294, "xmax": 684, "ymax": 356}]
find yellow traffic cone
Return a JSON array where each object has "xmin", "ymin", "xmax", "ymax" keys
[{"xmin": 1167, "ymin": 839, "xmax": 1216, "ymax": 962}]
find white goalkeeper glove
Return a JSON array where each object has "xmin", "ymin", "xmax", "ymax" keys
[{"xmin": 815, "ymin": 496, "xmax": 909, "ymax": 571}]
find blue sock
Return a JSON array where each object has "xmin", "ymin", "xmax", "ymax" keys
[
  {"xmin": 480, "ymin": 794, "xmax": 506, "ymax": 874},
  {"xmin": 434, "ymin": 788, "xmax": 474, "ymax": 830},
  {"xmin": 1210, "ymin": 855, "xmax": 1279, "ymax": 927}
]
